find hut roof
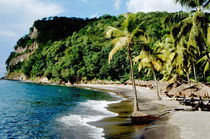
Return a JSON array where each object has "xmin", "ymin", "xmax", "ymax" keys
[{"xmin": 168, "ymin": 83, "xmax": 210, "ymax": 98}]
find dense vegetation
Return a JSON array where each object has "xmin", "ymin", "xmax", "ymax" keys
[{"xmin": 6, "ymin": 11, "xmax": 209, "ymax": 83}]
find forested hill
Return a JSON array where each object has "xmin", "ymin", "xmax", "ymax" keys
[{"xmin": 5, "ymin": 12, "xmax": 209, "ymax": 83}]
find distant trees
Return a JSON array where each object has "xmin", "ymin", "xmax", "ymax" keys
[
  {"xmin": 33, "ymin": 17, "xmax": 96, "ymax": 43},
  {"xmin": 14, "ymin": 35, "xmax": 31, "ymax": 49}
]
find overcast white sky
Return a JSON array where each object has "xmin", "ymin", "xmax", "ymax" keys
[{"xmin": 0, "ymin": 0, "xmax": 186, "ymax": 77}]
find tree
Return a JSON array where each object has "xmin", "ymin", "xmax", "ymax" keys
[
  {"xmin": 176, "ymin": 0, "xmax": 209, "ymax": 71},
  {"xmin": 105, "ymin": 13, "xmax": 149, "ymax": 116},
  {"xmin": 175, "ymin": 0, "xmax": 209, "ymax": 11},
  {"xmin": 155, "ymin": 36, "xmax": 180, "ymax": 82},
  {"xmin": 134, "ymin": 46, "xmax": 162, "ymax": 100},
  {"xmin": 162, "ymin": 0, "xmax": 210, "ymax": 83}
]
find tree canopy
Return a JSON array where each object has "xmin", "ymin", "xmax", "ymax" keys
[{"xmin": 6, "ymin": 11, "xmax": 210, "ymax": 83}]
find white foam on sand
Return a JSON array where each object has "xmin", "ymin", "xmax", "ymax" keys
[
  {"xmin": 107, "ymin": 91, "xmax": 127, "ymax": 101},
  {"xmin": 58, "ymin": 100, "xmax": 121, "ymax": 139}
]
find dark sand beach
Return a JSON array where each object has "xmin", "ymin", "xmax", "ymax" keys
[{"xmin": 75, "ymin": 84, "xmax": 210, "ymax": 139}]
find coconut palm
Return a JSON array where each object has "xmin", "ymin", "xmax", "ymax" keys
[
  {"xmin": 134, "ymin": 46, "xmax": 162, "ymax": 100},
  {"xmin": 105, "ymin": 13, "xmax": 149, "ymax": 116},
  {"xmin": 157, "ymin": 36, "xmax": 190, "ymax": 83},
  {"xmin": 162, "ymin": 0, "xmax": 209, "ymax": 83},
  {"xmin": 175, "ymin": 0, "xmax": 209, "ymax": 11},
  {"xmin": 175, "ymin": 1, "xmax": 210, "ymax": 58}
]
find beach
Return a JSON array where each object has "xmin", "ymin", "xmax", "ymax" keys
[{"xmin": 74, "ymin": 84, "xmax": 210, "ymax": 139}]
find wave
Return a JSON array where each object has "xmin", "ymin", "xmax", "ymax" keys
[{"xmin": 58, "ymin": 100, "xmax": 121, "ymax": 139}]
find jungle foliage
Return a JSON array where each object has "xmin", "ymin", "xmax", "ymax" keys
[{"xmin": 6, "ymin": 12, "xmax": 209, "ymax": 83}]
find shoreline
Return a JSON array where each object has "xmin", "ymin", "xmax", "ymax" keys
[
  {"xmin": 3, "ymin": 79, "xmax": 210, "ymax": 138},
  {"xmin": 74, "ymin": 84, "xmax": 184, "ymax": 138},
  {"xmin": 74, "ymin": 84, "xmax": 210, "ymax": 139}
]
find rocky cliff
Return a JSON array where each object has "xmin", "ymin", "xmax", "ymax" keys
[{"xmin": 9, "ymin": 42, "xmax": 38, "ymax": 66}]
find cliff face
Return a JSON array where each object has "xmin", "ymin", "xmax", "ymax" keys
[
  {"xmin": 6, "ymin": 25, "xmax": 39, "ymax": 78},
  {"xmin": 29, "ymin": 27, "xmax": 38, "ymax": 39},
  {"xmin": 10, "ymin": 42, "xmax": 38, "ymax": 66}
]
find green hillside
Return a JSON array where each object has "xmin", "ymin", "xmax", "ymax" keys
[{"xmin": 5, "ymin": 12, "xmax": 209, "ymax": 83}]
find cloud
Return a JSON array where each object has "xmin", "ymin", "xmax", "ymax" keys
[
  {"xmin": 114, "ymin": 0, "xmax": 121, "ymax": 10},
  {"xmin": 0, "ymin": 0, "xmax": 65, "ymax": 74},
  {"xmin": 126, "ymin": 0, "xmax": 185, "ymax": 13},
  {"xmin": 0, "ymin": 0, "xmax": 64, "ymax": 19},
  {"xmin": 0, "ymin": 0, "xmax": 64, "ymax": 34},
  {"xmin": 0, "ymin": 30, "xmax": 19, "ymax": 38}
]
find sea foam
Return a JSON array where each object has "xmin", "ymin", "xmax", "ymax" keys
[{"xmin": 58, "ymin": 100, "xmax": 121, "ymax": 139}]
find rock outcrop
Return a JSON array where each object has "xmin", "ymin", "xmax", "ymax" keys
[
  {"xmin": 15, "ymin": 46, "xmax": 27, "ymax": 54},
  {"xmin": 29, "ymin": 27, "xmax": 38, "ymax": 39},
  {"xmin": 9, "ymin": 42, "xmax": 39, "ymax": 66}
]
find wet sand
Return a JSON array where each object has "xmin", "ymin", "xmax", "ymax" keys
[
  {"xmin": 92, "ymin": 101, "xmax": 144, "ymax": 139},
  {"xmin": 75, "ymin": 84, "xmax": 210, "ymax": 139},
  {"xmin": 74, "ymin": 84, "xmax": 182, "ymax": 138}
]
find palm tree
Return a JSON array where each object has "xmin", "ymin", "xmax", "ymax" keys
[
  {"xmin": 105, "ymin": 13, "xmax": 148, "ymax": 116},
  {"xmin": 175, "ymin": 0, "xmax": 209, "ymax": 11},
  {"xmin": 157, "ymin": 36, "xmax": 189, "ymax": 83},
  {"xmin": 134, "ymin": 46, "xmax": 162, "ymax": 100},
  {"xmin": 162, "ymin": 0, "xmax": 209, "ymax": 83}
]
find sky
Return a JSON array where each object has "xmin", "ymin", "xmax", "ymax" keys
[{"xmin": 0, "ymin": 0, "xmax": 186, "ymax": 77}]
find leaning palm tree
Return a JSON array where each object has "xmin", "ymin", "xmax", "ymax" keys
[
  {"xmin": 134, "ymin": 46, "xmax": 162, "ymax": 100},
  {"xmin": 105, "ymin": 13, "xmax": 149, "ymax": 117}
]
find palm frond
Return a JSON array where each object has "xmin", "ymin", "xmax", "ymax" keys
[
  {"xmin": 108, "ymin": 37, "xmax": 129, "ymax": 63},
  {"xmin": 204, "ymin": 61, "xmax": 209, "ymax": 75},
  {"xmin": 131, "ymin": 22, "xmax": 146, "ymax": 38},
  {"xmin": 176, "ymin": 0, "xmax": 209, "ymax": 10},
  {"xmin": 188, "ymin": 11, "xmax": 208, "ymax": 54},
  {"xmin": 171, "ymin": 17, "xmax": 193, "ymax": 42},
  {"xmin": 122, "ymin": 14, "xmax": 138, "ymax": 34},
  {"xmin": 175, "ymin": 0, "xmax": 197, "ymax": 8},
  {"xmin": 203, "ymin": 0, "xmax": 210, "ymax": 8},
  {"xmin": 197, "ymin": 53, "xmax": 210, "ymax": 75},
  {"xmin": 105, "ymin": 26, "xmax": 125, "ymax": 38},
  {"xmin": 162, "ymin": 12, "xmax": 189, "ymax": 28}
]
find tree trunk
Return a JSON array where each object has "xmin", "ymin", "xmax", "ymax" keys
[
  {"xmin": 128, "ymin": 44, "xmax": 140, "ymax": 113},
  {"xmin": 192, "ymin": 62, "xmax": 197, "ymax": 84},
  {"xmin": 187, "ymin": 71, "xmax": 190, "ymax": 84},
  {"xmin": 151, "ymin": 65, "xmax": 161, "ymax": 100},
  {"xmin": 185, "ymin": 65, "xmax": 190, "ymax": 84}
]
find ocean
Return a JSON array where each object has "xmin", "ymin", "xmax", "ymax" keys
[{"xmin": 0, "ymin": 80, "xmax": 121, "ymax": 138}]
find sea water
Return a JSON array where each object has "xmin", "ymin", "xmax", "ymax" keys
[{"xmin": 0, "ymin": 80, "xmax": 121, "ymax": 138}]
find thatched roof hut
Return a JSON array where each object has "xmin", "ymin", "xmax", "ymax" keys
[{"xmin": 168, "ymin": 83, "xmax": 210, "ymax": 98}]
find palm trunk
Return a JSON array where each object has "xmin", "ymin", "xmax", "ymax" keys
[
  {"xmin": 151, "ymin": 64, "xmax": 161, "ymax": 100},
  {"xmin": 185, "ymin": 65, "xmax": 190, "ymax": 84},
  {"xmin": 192, "ymin": 62, "xmax": 197, "ymax": 84},
  {"xmin": 128, "ymin": 44, "xmax": 140, "ymax": 113},
  {"xmin": 187, "ymin": 71, "xmax": 190, "ymax": 84}
]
